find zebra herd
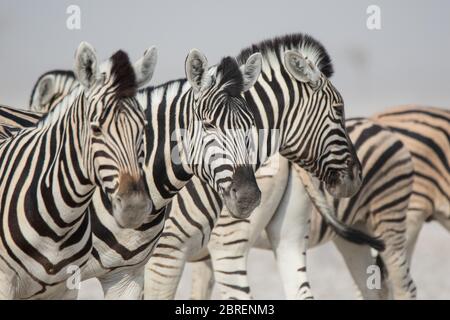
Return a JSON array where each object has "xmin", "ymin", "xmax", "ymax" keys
[{"xmin": 0, "ymin": 33, "xmax": 448, "ymax": 300}]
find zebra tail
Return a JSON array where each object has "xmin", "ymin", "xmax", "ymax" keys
[
  {"xmin": 316, "ymin": 202, "xmax": 386, "ymax": 251},
  {"xmin": 297, "ymin": 168, "xmax": 386, "ymax": 252}
]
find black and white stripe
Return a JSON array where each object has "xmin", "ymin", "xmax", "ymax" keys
[
  {"xmin": 5, "ymin": 34, "xmax": 370, "ymax": 299},
  {"xmin": 186, "ymin": 118, "xmax": 416, "ymax": 300},
  {"xmin": 143, "ymin": 34, "xmax": 377, "ymax": 299},
  {"xmin": 30, "ymin": 70, "xmax": 79, "ymax": 112},
  {"xmin": 372, "ymin": 105, "xmax": 450, "ymax": 282},
  {"xmin": 2, "ymin": 50, "xmax": 263, "ymax": 299},
  {"xmin": 0, "ymin": 43, "xmax": 150, "ymax": 299}
]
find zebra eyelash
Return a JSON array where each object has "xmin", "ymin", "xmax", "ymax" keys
[
  {"xmin": 90, "ymin": 121, "xmax": 102, "ymax": 136},
  {"xmin": 333, "ymin": 105, "xmax": 344, "ymax": 117},
  {"xmin": 202, "ymin": 121, "xmax": 216, "ymax": 131}
]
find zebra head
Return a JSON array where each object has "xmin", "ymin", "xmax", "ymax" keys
[
  {"xmin": 281, "ymin": 46, "xmax": 362, "ymax": 198},
  {"xmin": 184, "ymin": 50, "xmax": 262, "ymax": 218},
  {"xmin": 30, "ymin": 70, "xmax": 78, "ymax": 112},
  {"xmin": 74, "ymin": 42, "xmax": 157, "ymax": 228}
]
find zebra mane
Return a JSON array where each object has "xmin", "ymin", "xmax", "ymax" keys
[
  {"xmin": 29, "ymin": 69, "xmax": 75, "ymax": 107},
  {"xmin": 236, "ymin": 33, "xmax": 334, "ymax": 78},
  {"xmin": 109, "ymin": 50, "xmax": 137, "ymax": 98},
  {"xmin": 142, "ymin": 57, "xmax": 244, "ymax": 99},
  {"xmin": 142, "ymin": 78, "xmax": 187, "ymax": 93},
  {"xmin": 138, "ymin": 78, "xmax": 188, "ymax": 104},
  {"xmin": 215, "ymin": 57, "xmax": 244, "ymax": 97}
]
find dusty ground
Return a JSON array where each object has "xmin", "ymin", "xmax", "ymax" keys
[{"xmin": 78, "ymin": 222, "xmax": 450, "ymax": 300}]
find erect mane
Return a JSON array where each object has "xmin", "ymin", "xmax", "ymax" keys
[
  {"xmin": 215, "ymin": 56, "xmax": 243, "ymax": 97},
  {"xmin": 109, "ymin": 50, "xmax": 137, "ymax": 98},
  {"xmin": 236, "ymin": 33, "xmax": 334, "ymax": 78}
]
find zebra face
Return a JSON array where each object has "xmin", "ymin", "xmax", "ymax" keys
[
  {"xmin": 185, "ymin": 51, "xmax": 263, "ymax": 218},
  {"xmin": 75, "ymin": 42, "xmax": 157, "ymax": 229},
  {"xmin": 282, "ymin": 49, "xmax": 362, "ymax": 198},
  {"xmin": 89, "ymin": 100, "xmax": 151, "ymax": 229}
]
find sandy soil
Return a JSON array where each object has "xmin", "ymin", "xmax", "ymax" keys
[{"xmin": 78, "ymin": 221, "xmax": 450, "ymax": 300}]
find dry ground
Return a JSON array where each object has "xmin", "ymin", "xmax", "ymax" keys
[{"xmin": 78, "ymin": 221, "xmax": 450, "ymax": 300}]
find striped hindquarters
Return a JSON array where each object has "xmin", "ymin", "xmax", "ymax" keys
[
  {"xmin": 372, "ymin": 105, "xmax": 450, "ymax": 228},
  {"xmin": 309, "ymin": 118, "xmax": 414, "ymax": 247}
]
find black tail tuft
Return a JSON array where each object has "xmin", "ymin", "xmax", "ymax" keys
[
  {"xmin": 317, "ymin": 200, "xmax": 386, "ymax": 251},
  {"xmin": 300, "ymin": 172, "xmax": 386, "ymax": 252},
  {"xmin": 333, "ymin": 226, "xmax": 386, "ymax": 252}
]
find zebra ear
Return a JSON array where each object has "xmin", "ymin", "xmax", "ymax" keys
[
  {"xmin": 240, "ymin": 53, "xmax": 262, "ymax": 92},
  {"xmin": 134, "ymin": 46, "xmax": 157, "ymax": 89},
  {"xmin": 284, "ymin": 50, "xmax": 320, "ymax": 86},
  {"xmin": 185, "ymin": 49, "xmax": 208, "ymax": 94},
  {"xmin": 32, "ymin": 74, "xmax": 55, "ymax": 107},
  {"xmin": 74, "ymin": 41, "xmax": 99, "ymax": 89}
]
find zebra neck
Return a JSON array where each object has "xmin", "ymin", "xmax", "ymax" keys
[
  {"xmin": 243, "ymin": 61, "xmax": 303, "ymax": 168},
  {"xmin": 139, "ymin": 80, "xmax": 196, "ymax": 210},
  {"xmin": 33, "ymin": 97, "xmax": 96, "ymax": 222}
]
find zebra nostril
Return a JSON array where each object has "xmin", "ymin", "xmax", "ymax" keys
[
  {"xmin": 346, "ymin": 158, "xmax": 354, "ymax": 167},
  {"xmin": 112, "ymin": 195, "xmax": 122, "ymax": 211},
  {"xmin": 231, "ymin": 187, "xmax": 238, "ymax": 199},
  {"xmin": 327, "ymin": 170, "xmax": 339, "ymax": 186}
]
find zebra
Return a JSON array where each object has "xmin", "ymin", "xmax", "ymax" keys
[
  {"xmin": 0, "ymin": 42, "xmax": 155, "ymax": 299},
  {"xmin": 187, "ymin": 118, "xmax": 417, "ymax": 300},
  {"xmin": 143, "ymin": 34, "xmax": 385, "ymax": 300},
  {"xmin": 191, "ymin": 106, "xmax": 450, "ymax": 299},
  {"xmin": 0, "ymin": 105, "xmax": 43, "ymax": 128},
  {"xmin": 11, "ymin": 33, "xmax": 372, "ymax": 299},
  {"xmin": 29, "ymin": 70, "xmax": 79, "ymax": 112},
  {"xmin": 372, "ymin": 105, "xmax": 450, "ymax": 267},
  {"xmin": 1, "ymin": 49, "xmax": 264, "ymax": 299}
]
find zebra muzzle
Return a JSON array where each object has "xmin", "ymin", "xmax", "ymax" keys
[
  {"xmin": 325, "ymin": 159, "xmax": 362, "ymax": 198},
  {"xmin": 111, "ymin": 174, "xmax": 153, "ymax": 229},
  {"xmin": 222, "ymin": 166, "xmax": 261, "ymax": 219}
]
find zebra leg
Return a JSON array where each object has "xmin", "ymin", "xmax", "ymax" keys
[
  {"xmin": 404, "ymin": 209, "xmax": 427, "ymax": 262},
  {"xmin": 98, "ymin": 266, "xmax": 144, "ymax": 300},
  {"xmin": 333, "ymin": 235, "xmax": 383, "ymax": 299},
  {"xmin": 372, "ymin": 217, "xmax": 417, "ymax": 300},
  {"xmin": 144, "ymin": 245, "xmax": 187, "ymax": 300},
  {"xmin": 208, "ymin": 246, "xmax": 252, "ymax": 300},
  {"xmin": 0, "ymin": 272, "xmax": 15, "ymax": 299},
  {"xmin": 59, "ymin": 287, "xmax": 79, "ymax": 300},
  {"xmin": 207, "ymin": 211, "xmax": 253, "ymax": 299},
  {"xmin": 206, "ymin": 156, "xmax": 290, "ymax": 300},
  {"xmin": 0, "ymin": 259, "xmax": 17, "ymax": 299},
  {"xmin": 190, "ymin": 255, "xmax": 215, "ymax": 300},
  {"xmin": 377, "ymin": 247, "xmax": 416, "ymax": 299},
  {"xmin": 265, "ymin": 165, "xmax": 313, "ymax": 300}
]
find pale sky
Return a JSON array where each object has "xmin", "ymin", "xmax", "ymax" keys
[{"xmin": 1, "ymin": 0, "xmax": 449, "ymax": 117}]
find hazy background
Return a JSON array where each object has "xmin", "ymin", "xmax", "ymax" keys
[
  {"xmin": 1, "ymin": 0, "xmax": 449, "ymax": 299},
  {"xmin": 1, "ymin": 0, "xmax": 450, "ymax": 114}
]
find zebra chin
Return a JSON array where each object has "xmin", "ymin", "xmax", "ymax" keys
[{"xmin": 221, "ymin": 166, "xmax": 262, "ymax": 219}]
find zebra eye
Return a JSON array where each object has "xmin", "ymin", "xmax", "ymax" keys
[
  {"xmin": 333, "ymin": 105, "xmax": 344, "ymax": 117},
  {"xmin": 90, "ymin": 123, "xmax": 102, "ymax": 137},
  {"xmin": 203, "ymin": 122, "xmax": 216, "ymax": 130}
]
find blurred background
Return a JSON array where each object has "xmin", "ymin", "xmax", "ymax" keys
[{"xmin": 1, "ymin": 0, "xmax": 449, "ymax": 299}]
